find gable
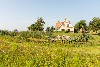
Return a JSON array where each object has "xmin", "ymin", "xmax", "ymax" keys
[{"xmin": 55, "ymin": 18, "xmax": 74, "ymax": 30}]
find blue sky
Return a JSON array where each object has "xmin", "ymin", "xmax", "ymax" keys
[{"xmin": 0, "ymin": 0, "xmax": 100, "ymax": 31}]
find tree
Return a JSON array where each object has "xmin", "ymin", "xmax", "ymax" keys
[
  {"xmin": 0, "ymin": 30, "xmax": 10, "ymax": 36},
  {"xmin": 46, "ymin": 26, "xmax": 55, "ymax": 39},
  {"xmin": 89, "ymin": 17, "xmax": 100, "ymax": 33},
  {"xmin": 46, "ymin": 26, "xmax": 55, "ymax": 33},
  {"xmin": 14, "ymin": 29, "xmax": 18, "ymax": 32},
  {"xmin": 46, "ymin": 27, "xmax": 51, "ymax": 33},
  {"xmin": 28, "ymin": 17, "xmax": 45, "ymax": 31},
  {"xmin": 74, "ymin": 20, "xmax": 88, "ymax": 33},
  {"xmin": 51, "ymin": 26, "xmax": 55, "ymax": 32}
]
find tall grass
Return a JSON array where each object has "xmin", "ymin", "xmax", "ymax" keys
[
  {"xmin": 0, "ymin": 33, "xmax": 100, "ymax": 67},
  {"xmin": 0, "ymin": 41, "xmax": 100, "ymax": 67}
]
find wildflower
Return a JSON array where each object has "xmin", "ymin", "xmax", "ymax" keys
[{"xmin": 52, "ymin": 54, "xmax": 56, "ymax": 57}]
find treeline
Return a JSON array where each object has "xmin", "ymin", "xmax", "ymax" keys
[
  {"xmin": 33, "ymin": 17, "xmax": 100, "ymax": 33},
  {"xmin": 74, "ymin": 17, "xmax": 100, "ymax": 33},
  {"xmin": 0, "ymin": 17, "xmax": 100, "ymax": 36},
  {"xmin": 0, "ymin": 17, "xmax": 54, "ymax": 42},
  {"xmin": 0, "ymin": 17, "xmax": 99, "ymax": 43},
  {"xmin": 0, "ymin": 30, "xmax": 49, "ymax": 42}
]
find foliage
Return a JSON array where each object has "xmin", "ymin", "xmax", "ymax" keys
[
  {"xmin": 61, "ymin": 29, "xmax": 65, "ymax": 32},
  {"xmin": 89, "ymin": 17, "xmax": 100, "ymax": 33},
  {"xmin": 98, "ymin": 32, "xmax": 100, "ymax": 36},
  {"xmin": 17, "ymin": 31, "xmax": 31, "ymax": 41},
  {"xmin": 0, "ymin": 30, "xmax": 9, "ymax": 35},
  {"xmin": 51, "ymin": 26, "xmax": 55, "ymax": 32},
  {"xmin": 76, "ymin": 33, "xmax": 91, "ymax": 42},
  {"xmin": 0, "ymin": 30, "xmax": 18, "ymax": 36},
  {"xmin": 0, "ymin": 40, "xmax": 100, "ymax": 67},
  {"xmin": 46, "ymin": 27, "xmax": 51, "ymax": 33},
  {"xmin": 46, "ymin": 26, "xmax": 55, "ymax": 39},
  {"xmin": 0, "ymin": 31, "xmax": 100, "ymax": 67},
  {"xmin": 0, "ymin": 16, "xmax": 100, "ymax": 67},
  {"xmin": 74, "ymin": 20, "xmax": 88, "ymax": 33},
  {"xmin": 46, "ymin": 26, "xmax": 55, "ymax": 33},
  {"xmin": 28, "ymin": 17, "xmax": 45, "ymax": 31},
  {"xmin": 65, "ymin": 29, "xmax": 69, "ymax": 33},
  {"xmin": 17, "ymin": 31, "xmax": 46, "ymax": 42}
]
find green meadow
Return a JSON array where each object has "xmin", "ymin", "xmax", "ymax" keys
[
  {"xmin": 0, "ymin": 32, "xmax": 100, "ymax": 67},
  {"xmin": 0, "ymin": 0, "xmax": 100, "ymax": 67}
]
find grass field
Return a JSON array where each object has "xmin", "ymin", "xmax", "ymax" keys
[{"xmin": 0, "ymin": 32, "xmax": 100, "ymax": 67}]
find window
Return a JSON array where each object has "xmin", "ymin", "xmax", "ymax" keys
[{"xmin": 67, "ymin": 24, "xmax": 69, "ymax": 27}]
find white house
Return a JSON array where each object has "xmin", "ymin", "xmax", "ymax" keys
[{"xmin": 55, "ymin": 18, "xmax": 74, "ymax": 32}]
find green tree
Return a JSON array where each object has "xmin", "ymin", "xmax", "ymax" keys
[
  {"xmin": 0, "ymin": 30, "xmax": 10, "ymax": 36},
  {"xmin": 51, "ymin": 26, "xmax": 55, "ymax": 32},
  {"xmin": 46, "ymin": 26, "xmax": 55, "ymax": 33},
  {"xmin": 14, "ymin": 29, "xmax": 18, "ymax": 32},
  {"xmin": 46, "ymin": 27, "xmax": 51, "ymax": 33},
  {"xmin": 89, "ymin": 17, "xmax": 100, "ymax": 33},
  {"xmin": 74, "ymin": 20, "xmax": 88, "ymax": 33},
  {"xmin": 45, "ymin": 26, "xmax": 55, "ymax": 39},
  {"xmin": 28, "ymin": 17, "xmax": 45, "ymax": 31}
]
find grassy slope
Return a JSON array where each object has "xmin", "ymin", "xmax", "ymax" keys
[{"xmin": 0, "ymin": 33, "xmax": 100, "ymax": 67}]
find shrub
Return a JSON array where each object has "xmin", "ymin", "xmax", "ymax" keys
[
  {"xmin": 77, "ymin": 33, "xmax": 92, "ymax": 42},
  {"xmin": 65, "ymin": 30, "xmax": 69, "ymax": 33},
  {"xmin": 61, "ymin": 29, "xmax": 65, "ymax": 32}
]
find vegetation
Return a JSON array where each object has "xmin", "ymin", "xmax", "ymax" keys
[
  {"xmin": 89, "ymin": 17, "xmax": 100, "ymax": 33},
  {"xmin": 0, "ymin": 32, "xmax": 100, "ymax": 67},
  {"xmin": 74, "ymin": 20, "xmax": 88, "ymax": 33},
  {"xmin": 0, "ymin": 17, "xmax": 100, "ymax": 67},
  {"xmin": 46, "ymin": 26, "xmax": 55, "ymax": 33},
  {"xmin": 28, "ymin": 17, "xmax": 45, "ymax": 31}
]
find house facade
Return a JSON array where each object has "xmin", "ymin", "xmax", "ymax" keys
[{"xmin": 55, "ymin": 18, "xmax": 74, "ymax": 32}]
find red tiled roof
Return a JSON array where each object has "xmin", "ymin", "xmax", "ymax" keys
[{"xmin": 55, "ymin": 22, "xmax": 63, "ymax": 29}]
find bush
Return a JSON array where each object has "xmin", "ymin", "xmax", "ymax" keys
[
  {"xmin": 98, "ymin": 31, "xmax": 100, "ymax": 36},
  {"xmin": 17, "ymin": 31, "xmax": 47, "ymax": 42},
  {"xmin": 77, "ymin": 33, "xmax": 92, "ymax": 42},
  {"xmin": 65, "ymin": 30, "xmax": 69, "ymax": 33},
  {"xmin": 61, "ymin": 29, "xmax": 65, "ymax": 32},
  {"xmin": 0, "ymin": 30, "xmax": 10, "ymax": 36}
]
